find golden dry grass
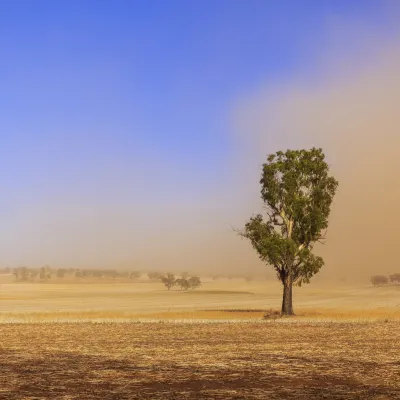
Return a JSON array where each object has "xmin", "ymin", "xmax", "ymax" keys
[
  {"xmin": 0, "ymin": 322, "xmax": 399, "ymax": 399},
  {"xmin": 0, "ymin": 280, "xmax": 399, "ymax": 398},
  {"xmin": 0, "ymin": 280, "xmax": 398, "ymax": 322},
  {"xmin": 0, "ymin": 307, "xmax": 398, "ymax": 323}
]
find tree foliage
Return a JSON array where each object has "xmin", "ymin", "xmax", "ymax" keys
[
  {"xmin": 371, "ymin": 275, "xmax": 389, "ymax": 286},
  {"xmin": 389, "ymin": 273, "xmax": 400, "ymax": 284},
  {"xmin": 187, "ymin": 276, "xmax": 201, "ymax": 290},
  {"xmin": 129, "ymin": 271, "xmax": 141, "ymax": 280},
  {"xmin": 161, "ymin": 273, "xmax": 176, "ymax": 290},
  {"xmin": 176, "ymin": 278, "xmax": 190, "ymax": 291},
  {"xmin": 240, "ymin": 148, "xmax": 338, "ymax": 314},
  {"xmin": 175, "ymin": 276, "xmax": 202, "ymax": 291}
]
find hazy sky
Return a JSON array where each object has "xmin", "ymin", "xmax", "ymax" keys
[{"xmin": 1, "ymin": 1, "xmax": 399, "ymax": 277}]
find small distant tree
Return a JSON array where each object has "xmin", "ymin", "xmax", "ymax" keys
[
  {"xmin": 176, "ymin": 278, "xmax": 190, "ymax": 291},
  {"xmin": 29, "ymin": 270, "xmax": 39, "ymax": 281},
  {"xmin": 161, "ymin": 273, "xmax": 176, "ymax": 290},
  {"xmin": 42, "ymin": 265, "xmax": 52, "ymax": 280},
  {"xmin": 188, "ymin": 276, "xmax": 201, "ymax": 290},
  {"xmin": 56, "ymin": 268, "xmax": 66, "ymax": 279},
  {"xmin": 130, "ymin": 271, "xmax": 141, "ymax": 280},
  {"xmin": 212, "ymin": 275, "xmax": 220, "ymax": 281},
  {"xmin": 15, "ymin": 267, "xmax": 30, "ymax": 282},
  {"xmin": 239, "ymin": 148, "xmax": 338, "ymax": 315},
  {"xmin": 371, "ymin": 275, "xmax": 389, "ymax": 286},
  {"xmin": 39, "ymin": 267, "xmax": 48, "ymax": 281},
  {"xmin": 262, "ymin": 309, "xmax": 281, "ymax": 321},
  {"xmin": 244, "ymin": 275, "xmax": 254, "ymax": 283},
  {"xmin": 12, "ymin": 268, "xmax": 18, "ymax": 281},
  {"xmin": 389, "ymin": 273, "xmax": 400, "ymax": 284}
]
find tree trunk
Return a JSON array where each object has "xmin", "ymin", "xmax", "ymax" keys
[{"xmin": 281, "ymin": 277, "xmax": 294, "ymax": 315}]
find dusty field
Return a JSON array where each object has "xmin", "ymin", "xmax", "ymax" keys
[
  {"xmin": 0, "ymin": 321, "xmax": 399, "ymax": 399},
  {"xmin": 0, "ymin": 280, "xmax": 399, "ymax": 398},
  {"xmin": 0, "ymin": 279, "xmax": 399, "ymax": 321}
]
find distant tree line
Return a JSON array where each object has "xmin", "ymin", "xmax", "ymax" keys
[
  {"xmin": 371, "ymin": 274, "xmax": 400, "ymax": 287},
  {"xmin": 0, "ymin": 267, "xmax": 260, "ymax": 287},
  {"xmin": 0, "ymin": 266, "xmax": 144, "ymax": 283}
]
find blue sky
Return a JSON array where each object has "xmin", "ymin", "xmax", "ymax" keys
[{"xmin": 0, "ymin": 1, "xmax": 398, "ymax": 267}]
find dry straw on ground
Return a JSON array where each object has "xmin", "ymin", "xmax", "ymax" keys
[
  {"xmin": 0, "ymin": 281, "xmax": 399, "ymax": 398},
  {"xmin": 0, "ymin": 321, "xmax": 399, "ymax": 399}
]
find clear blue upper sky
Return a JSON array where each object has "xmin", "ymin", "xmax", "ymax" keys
[{"xmin": 0, "ymin": 1, "xmax": 395, "ymax": 242}]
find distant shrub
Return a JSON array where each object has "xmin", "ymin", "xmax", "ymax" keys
[
  {"xmin": 371, "ymin": 275, "xmax": 389, "ymax": 286},
  {"xmin": 176, "ymin": 278, "xmax": 190, "ymax": 291},
  {"xmin": 29, "ymin": 270, "xmax": 39, "ymax": 281},
  {"xmin": 56, "ymin": 268, "xmax": 66, "ymax": 278},
  {"xmin": 14, "ymin": 267, "xmax": 30, "ymax": 282},
  {"xmin": 262, "ymin": 309, "xmax": 281, "ymax": 321},
  {"xmin": 39, "ymin": 266, "xmax": 51, "ymax": 281},
  {"xmin": 161, "ymin": 273, "xmax": 176, "ymax": 290},
  {"xmin": 188, "ymin": 276, "xmax": 201, "ymax": 290},
  {"xmin": 389, "ymin": 273, "xmax": 400, "ymax": 284},
  {"xmin": 129, "ymin": 271, "xmax": 141, "ymax": 280},
  {"xmin": 174, "ymin": 276, "xmax": 201, "ymax": 291},
  {"xmin": 244, "ymin": 275, "xmax": 254, "ymax": 283}
]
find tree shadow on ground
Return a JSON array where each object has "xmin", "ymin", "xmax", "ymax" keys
[{"xmin": 0, "ymin": 349, "xmax": 397, "ymax": 399}]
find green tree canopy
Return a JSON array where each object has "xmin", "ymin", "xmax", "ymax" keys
[{"xmin": 240, "ymin": 148, "xmax": 338, "ymax": 315}]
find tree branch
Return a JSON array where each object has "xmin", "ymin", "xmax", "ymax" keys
[
  {"xmin": 316, "ymin": 229, "xmax": 328, "ymax": 245},
  {"xmin": 229, "ymin": 224, "xmax": 246, "ymax": 238}
]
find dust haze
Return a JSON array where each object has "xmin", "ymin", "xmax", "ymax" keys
[
  {"xmin": 234, "ymin": 30, "xmax": 400, "ymax": 281},
  {"xmin": 3, "ymin": 18, "xmax": 400, "ymax": 283}
]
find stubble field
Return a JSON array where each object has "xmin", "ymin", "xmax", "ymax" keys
[{"xmin": 0, "ymin": 278, "xmax": 399, "ymax": 399}]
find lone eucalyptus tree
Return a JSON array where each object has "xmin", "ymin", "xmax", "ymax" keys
[{"xmin": 240, "ymin": 148, "xmax": 338, "ymax": 315}]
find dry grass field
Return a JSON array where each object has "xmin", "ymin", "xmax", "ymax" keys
[
  {"xmin": 0, "ymin": 322, "xmax": 399, "ymax": 399},
  {"xmin": 0, "ymin": 279, "xmax": 399, "ymax": 398},
  {"xmin": 0, "ymin": 278, "xmax": 398, "ymax": 321}
]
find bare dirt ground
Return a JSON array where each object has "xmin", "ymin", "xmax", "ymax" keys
[{"xmin": 0, "ymin": 321, "xmax": 399, "ymax": 399}]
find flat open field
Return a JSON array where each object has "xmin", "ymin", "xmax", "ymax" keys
[
  {"xmin": 0, "ymin": 279, "xmax": 399, "ymax": 398},
  {"xmin": 0, "ymin": 321, "xmax": 399, "ymax": 399},
  {"xmin": 0, "ymin": 279, "xmax": 399, "ymax": 321}
]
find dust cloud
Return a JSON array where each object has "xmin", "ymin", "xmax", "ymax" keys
[
  {"xmin": 233, "ymin": 38, "xmax": 400, "ymax": 282},
  {"xmin": 3, "ymin": 14, "xmax": 400, "ymax": 283}
]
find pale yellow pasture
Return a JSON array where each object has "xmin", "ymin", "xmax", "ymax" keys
[{"xmin": 0, "ymin": 278, "xmax": 398, "ymax": 322}]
